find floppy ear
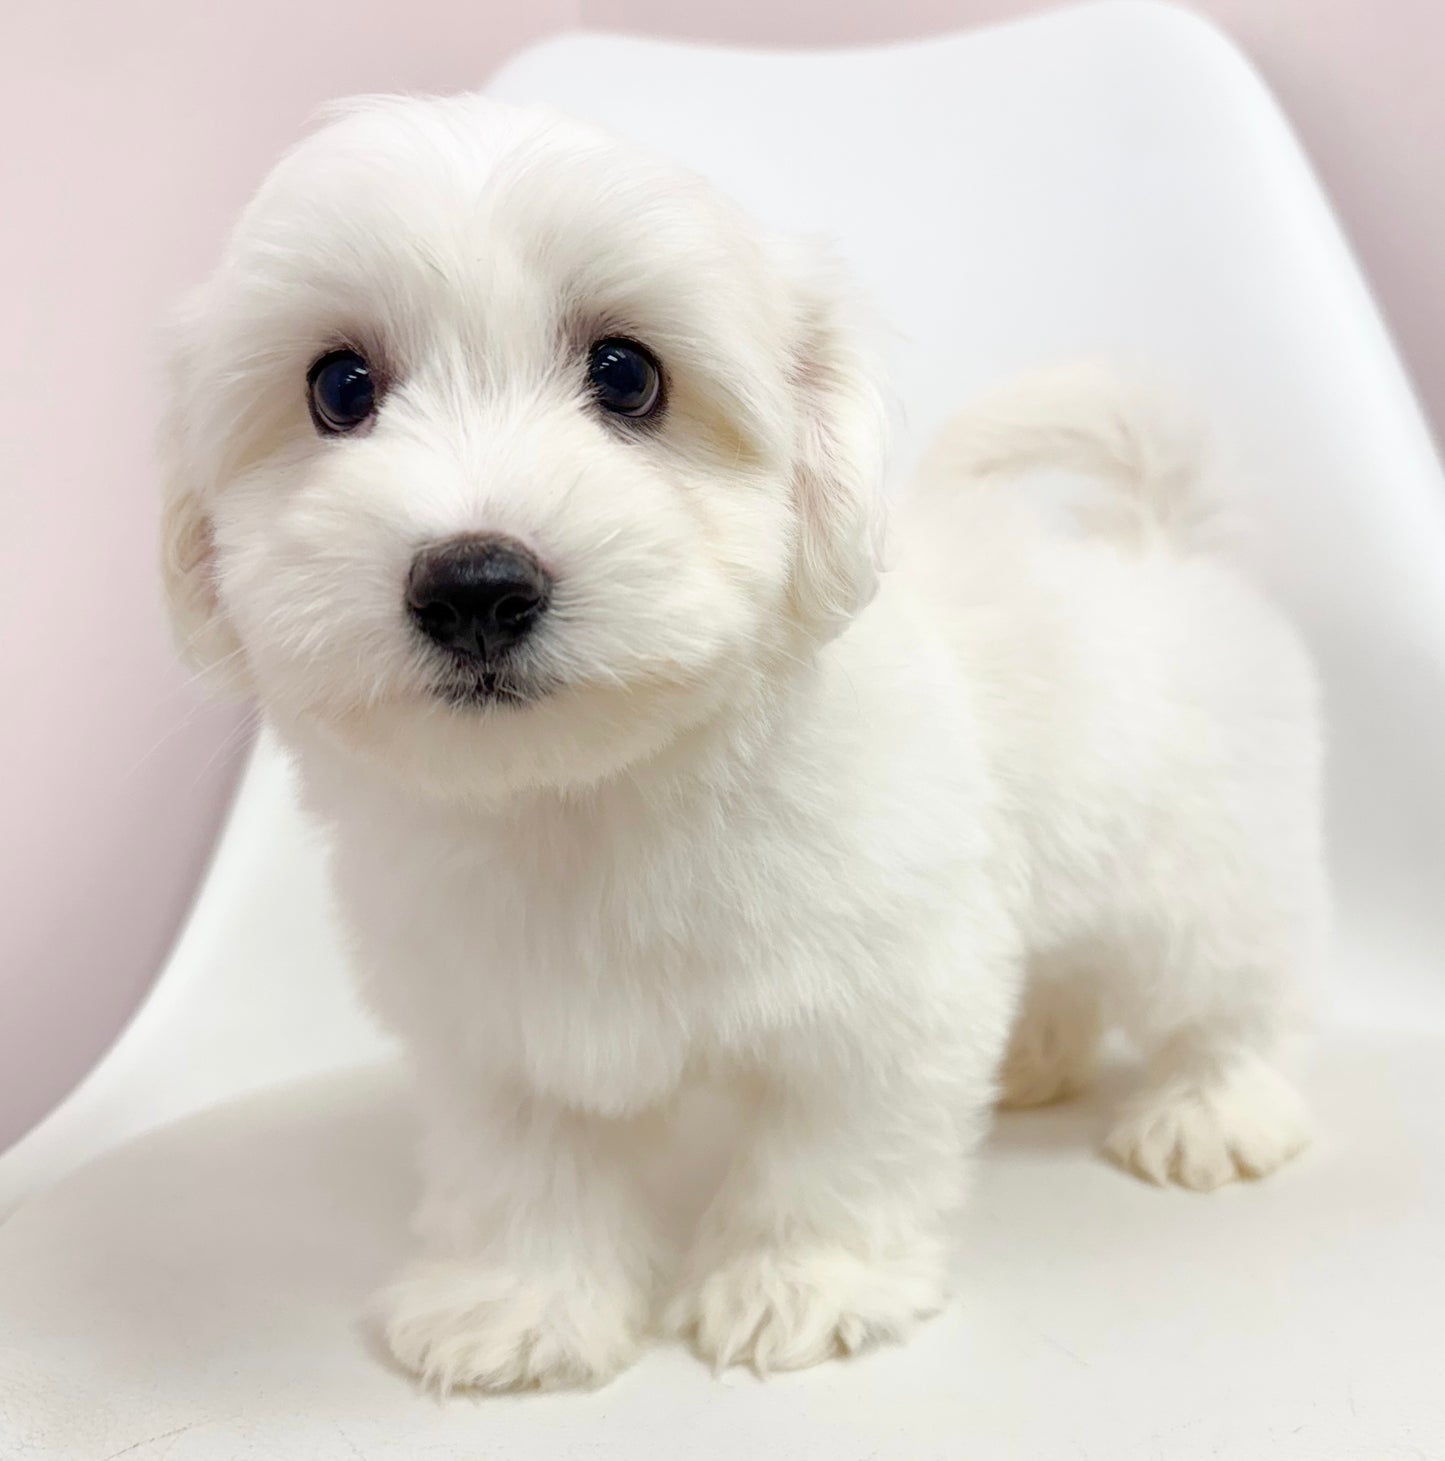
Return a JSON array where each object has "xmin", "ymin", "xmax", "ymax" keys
[
  {"xmin": 786, "ymin": 272, "xmax": 888, "ymax": 644},
  {"xmin": 157, "ymin": 297, "xmax": 249, "ymax": 692}
]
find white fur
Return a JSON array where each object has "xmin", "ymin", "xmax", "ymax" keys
[{"xmin": 160, "ymin": 95, "xmax": 1327, "ymax": 1390}]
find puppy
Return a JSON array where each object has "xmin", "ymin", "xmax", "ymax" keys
[{"xmin": 159, "ymin": 94, "xmax": 1326, "ymax": 1390}]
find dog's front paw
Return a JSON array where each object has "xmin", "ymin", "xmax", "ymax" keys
[
  {"xmin": 379, "ymin": 1258, "xmax": 645, "ymax": 1393},
  {"xmin": 667, "ymin": 1239, "xmax": 947, "ymax": 1374}
]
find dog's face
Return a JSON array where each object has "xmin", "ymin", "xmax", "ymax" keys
[{"xmin": 162, "ymin": 96, "xmax": 884, "ymax": 800}]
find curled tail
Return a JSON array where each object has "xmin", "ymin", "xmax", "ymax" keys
[{"xmin": 916, "ymin": 363, "xmax": 1226, "ymax": 552}]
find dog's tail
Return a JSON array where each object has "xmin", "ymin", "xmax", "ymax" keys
[{"xmin": 916, "ymin": 363, "xmax": 1225, "ymax": 552}]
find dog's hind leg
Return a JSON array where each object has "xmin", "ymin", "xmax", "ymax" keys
[
  {"xmin": 1099, "ymin": 920, "xmax": 1319, "ymax": 1191},
  {"xmin": 1102, "ymin": 1026, "xmax": 1311, "ymax": 1191}
]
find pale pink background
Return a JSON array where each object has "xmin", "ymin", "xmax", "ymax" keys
[{"xmin": 2, "ymin": 0, "xmax": 1440, "ymax": 1152}]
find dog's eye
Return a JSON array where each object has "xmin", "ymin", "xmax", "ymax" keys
[
  {"xmin": 587, "ymin": 338, "xmax": 662, "ymax": 419},
  {"xmin": 307, "ymin": 349, "xmax": 376, "ymax": 434}
]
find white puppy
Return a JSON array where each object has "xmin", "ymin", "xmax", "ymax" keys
[{"xmin": 160, "ymin": 94, "xmax": 1326, "ymax": 1391}]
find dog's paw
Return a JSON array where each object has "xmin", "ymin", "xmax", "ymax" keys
[
  {"xmin": 1103, "ymin": 1054, "xmax": 1310, "ymax": 1191},
  {"xmin": 379, "ymin": 1258, "xmax": 644, "ymax": 1393},
  {"xmin": 666, "ymin": 1240, "xmax": 947, "ymax": 1374}
]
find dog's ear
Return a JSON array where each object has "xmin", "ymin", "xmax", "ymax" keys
[
  {"xmin": 157, "ymin": 294, "xmax": 249, "ymax": 693},
  {"xmin": 785, "ymin": 266, "xmax": 888, "ymax": 644}
]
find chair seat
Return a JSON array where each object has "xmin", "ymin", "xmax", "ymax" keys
[{"xmin": 1, "ymin": 1033, "xmax": 1442, "ymax": 1459}]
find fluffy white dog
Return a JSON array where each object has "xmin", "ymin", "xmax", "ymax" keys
[{"xmin": 160, "ymin": 94, "xmax": 1326, "ymax": 1391}]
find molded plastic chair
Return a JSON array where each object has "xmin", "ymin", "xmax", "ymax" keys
[{"xmin": 3, "ymin": 5, "xmax": 1443, "ymax": 1456}]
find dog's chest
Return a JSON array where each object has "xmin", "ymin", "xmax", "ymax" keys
[{"xmin": 326, "ymin": 780, "xmax": 911, "ymax": 1113}]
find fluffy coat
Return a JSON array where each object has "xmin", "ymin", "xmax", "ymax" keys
[{"xmin": 160, "ymin": 95, "xmax": 1326, "ymax": 1390}]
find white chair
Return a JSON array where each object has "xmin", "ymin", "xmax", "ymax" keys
[{"xmin": 4, "ymin": 4, "xmax": 1443, "ymax": 1456}]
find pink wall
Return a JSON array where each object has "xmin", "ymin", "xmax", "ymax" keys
[{"xmin": 2, "ymin": 0, "xmax": 1440, "ymax": 1153}]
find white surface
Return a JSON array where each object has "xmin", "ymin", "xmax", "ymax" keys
[
  {"xmin": 2, "ymin": 3, "xmax": 1443, "ymax": 1457},
  {"xmin": 2, "ymin": 1038, "xmax": 1442, "ymax": 1461},
  {"xmin": 0, "ymin": 731, "xmax": 390, "ymax": 1218}
]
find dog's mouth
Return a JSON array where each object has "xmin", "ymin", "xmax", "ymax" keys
[{"xmin": 433, "ymin": 663, "xmax": 545, "ymax": 710}]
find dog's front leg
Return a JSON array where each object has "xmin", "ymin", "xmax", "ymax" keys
[
  {"xmin": 668, "ymin": 1007, "xmax": 1000, "ymax": 1374},
  {"xmin": 378, "ymin": 1071, "xmax": 663, "ymax": 1393}
]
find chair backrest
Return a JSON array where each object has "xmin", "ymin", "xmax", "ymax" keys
[
  {"xmin": 492, "ymin": 2, "xmax": 1445, "ymax": 1029},
  {"xmin": 6, "ymin": 0, "xmax": 1441, "ymax": 1211}
]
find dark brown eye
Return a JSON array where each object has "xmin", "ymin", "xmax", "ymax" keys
[
  {"xmin": 307, "ymin": 349, "xmax": 375, "ymax": 433},
  {"xmin": 587, "ymin": 338, "xmax": 662, "ymax": 418}
]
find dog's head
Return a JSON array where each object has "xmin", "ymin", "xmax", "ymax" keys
[{"xmin": 161, "ymin": 95, "xmax": 885, "ymax": 799}]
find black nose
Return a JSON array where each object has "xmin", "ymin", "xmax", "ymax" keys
[{"xmin": 406, "ymin": 535, "xmax": 551, "ymax": 660}]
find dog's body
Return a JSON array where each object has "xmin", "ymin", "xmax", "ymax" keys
[{"xmin": 161, "ymin": 95, "xmax": 1325, "ymax": 1389}]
